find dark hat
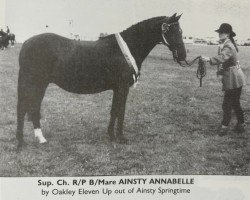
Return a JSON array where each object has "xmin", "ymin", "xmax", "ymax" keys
[{"xmin": 215, "ymin": 23, "xmax": 236, "ymax": 37}]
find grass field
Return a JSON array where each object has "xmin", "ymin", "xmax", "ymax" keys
[{"xmin": 0, "ymin": 43, "xmax": 249, "ymax": 176}]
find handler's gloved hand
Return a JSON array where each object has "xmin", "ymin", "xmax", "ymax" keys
[{"xmin": 201, "ymin": 56, "xmax": 210, "ymax": 62}]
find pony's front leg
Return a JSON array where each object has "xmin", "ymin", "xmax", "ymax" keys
[
  {"xmin": 116, "ymin": 85, "xmax": 129, "ymax": 144},
  {"xmin": 107, "ymin": 89, "xmax": 119, "ymax": 141}
]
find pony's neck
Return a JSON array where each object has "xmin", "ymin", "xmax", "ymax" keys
[{"xmin": 120, "ymin": 17, "xmax": 165, "ymax": 69}]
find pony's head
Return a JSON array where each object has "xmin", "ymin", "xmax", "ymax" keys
[{"xmin": 161, "ymin": 13, "xmax": 186, "ymax": 63}]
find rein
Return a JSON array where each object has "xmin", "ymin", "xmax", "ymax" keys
[{"xmin": 177, "ymin": 56, "xmax": 207, "ymax": 87}]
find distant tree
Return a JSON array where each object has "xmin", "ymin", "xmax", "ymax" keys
[{"xmin": 99, "ymin": 32, "xmax": 108, "ymax": 39}]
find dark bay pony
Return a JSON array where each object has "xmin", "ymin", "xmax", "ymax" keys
[
  {"xmin": 9, "ymin": 33, "xmax": 16, "ymax": 46},
  {"xmin": 0, "ymin": 33, "xmax": 15, "ymax": 49},
  {"xmin": 17, "ymin": 13, "xmax": 186, "ymax": 148},
  {"xmin": 0, "ymin": 34, "xmax": 9, "ymax": 49}
]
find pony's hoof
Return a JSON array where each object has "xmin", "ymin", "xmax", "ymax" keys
[
  {"xmin": 107, "ymin": 131, "xmax": 115, "ymax": 142},
  {"xmin": 39, "ymin": 138, "xmax": 47, "ymax": 144},
  {"xmin": 35, "ymin": 135, "xmax": 47, "ymax": 144},
  {"xmin": 16, "ymin": 140, "xmax": 26, "ymax": 152},
  {"xmin": 117, "ymin": 136, "xmax": 128, "ymax": 144},
  {"xmin": 40, "ymin": 141, "xmax": 48, "ymax": 146},
  {"xmin": 17, "ymin": 143, "xmax": 22, "ymax": 152},
  {"xmin": 109, "ymin": 135, "xmax": 116, "ymax": 142},
  {"xmin": 40, "ymin": 141, "xmax": 49, "ymax": 147}
]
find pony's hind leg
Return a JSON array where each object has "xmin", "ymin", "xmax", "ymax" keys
[
  {"xmin": 16, "ymin": 79, "xmax": 48, "ymax": 147},
  {"xmin": 28, "ymin": 84, "xmax": 48, "ymax": 144},
  {"xmin": 16, "ymin": 75, "xmax": 30, "ymax": 149}
]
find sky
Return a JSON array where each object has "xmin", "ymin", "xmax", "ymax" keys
[{"xmin": 1, "ymin": 0, "xmax": 250, "ymax": 42}]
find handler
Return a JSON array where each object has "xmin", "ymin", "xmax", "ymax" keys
[
  {"xmin": 0, "ymin": 28, "xmax": 6, "ymax": 36},
  {"xmin": 201, "ymin": 23, "xmax": 246, "ymax": 135},
  {"xmin": 6, "ymin": 26, "xmax": 10, "ymax": 35}
]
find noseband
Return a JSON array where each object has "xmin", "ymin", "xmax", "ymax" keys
[
  {"xmin": 160, "ymin": 22, "xmax": 184, "ymax": 64},
  {"xmin": 160, "ymin": 22, "xmax": 200, "ymax": 67},
  {"xmin": 160, "ymin": 25, "xmax": 206, "ymax": 86}
]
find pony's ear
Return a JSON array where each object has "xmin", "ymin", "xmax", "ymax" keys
[
  {"xmin": 175, "ymin": 13, "xmax": 182, "ymax": 21},
  {"xmin": 161, "ymin": 23, "xmax": 170, "ymax": 32},
  {"xmin": 168, "ymin": 13, "xmax": 177, "ymax": 23},
  {"xmin": 172, "ymin": 13, "xmax": 177, "ymax": 18}
]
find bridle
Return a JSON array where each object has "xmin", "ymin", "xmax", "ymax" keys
[
  {"xmin": 160, "ymin": 22, "xmax": 186, "ymax": 66},
  {"xmin": 160, "ymin": 22, "xmax": 179, "ymax": 50},
  {"xmin": 160, "ymin": 24, "xmax": 206, "ymax": 87},
  {"xmin": 160, "ymin": 22, "xmax": 202, "ymax": 67}
]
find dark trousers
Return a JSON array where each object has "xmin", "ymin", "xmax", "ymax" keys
[{"xmin": 222, "ymin": 87, "xmax": 244, "ymax": 126}]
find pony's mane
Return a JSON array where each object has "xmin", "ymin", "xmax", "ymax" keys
[
  {"xmin": 123, "ymin": 16, "xmax": 167, "ymax": 32},
  {"xmin": 98, "ymin": 16, "xmax": 168, "ymax": 40}
]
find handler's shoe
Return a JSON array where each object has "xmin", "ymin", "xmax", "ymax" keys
[
  {"xmin": 218, "ymin": 125, "xmax": 229, "ymax": 136},
  {"xmin": 234, "ymin": 123, "xmax": 246, "ymax": 134}
]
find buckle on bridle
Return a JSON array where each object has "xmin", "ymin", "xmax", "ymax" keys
[{"xmin": 160, "ymin": 22, "xmax": 178, "ymax": 48}]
